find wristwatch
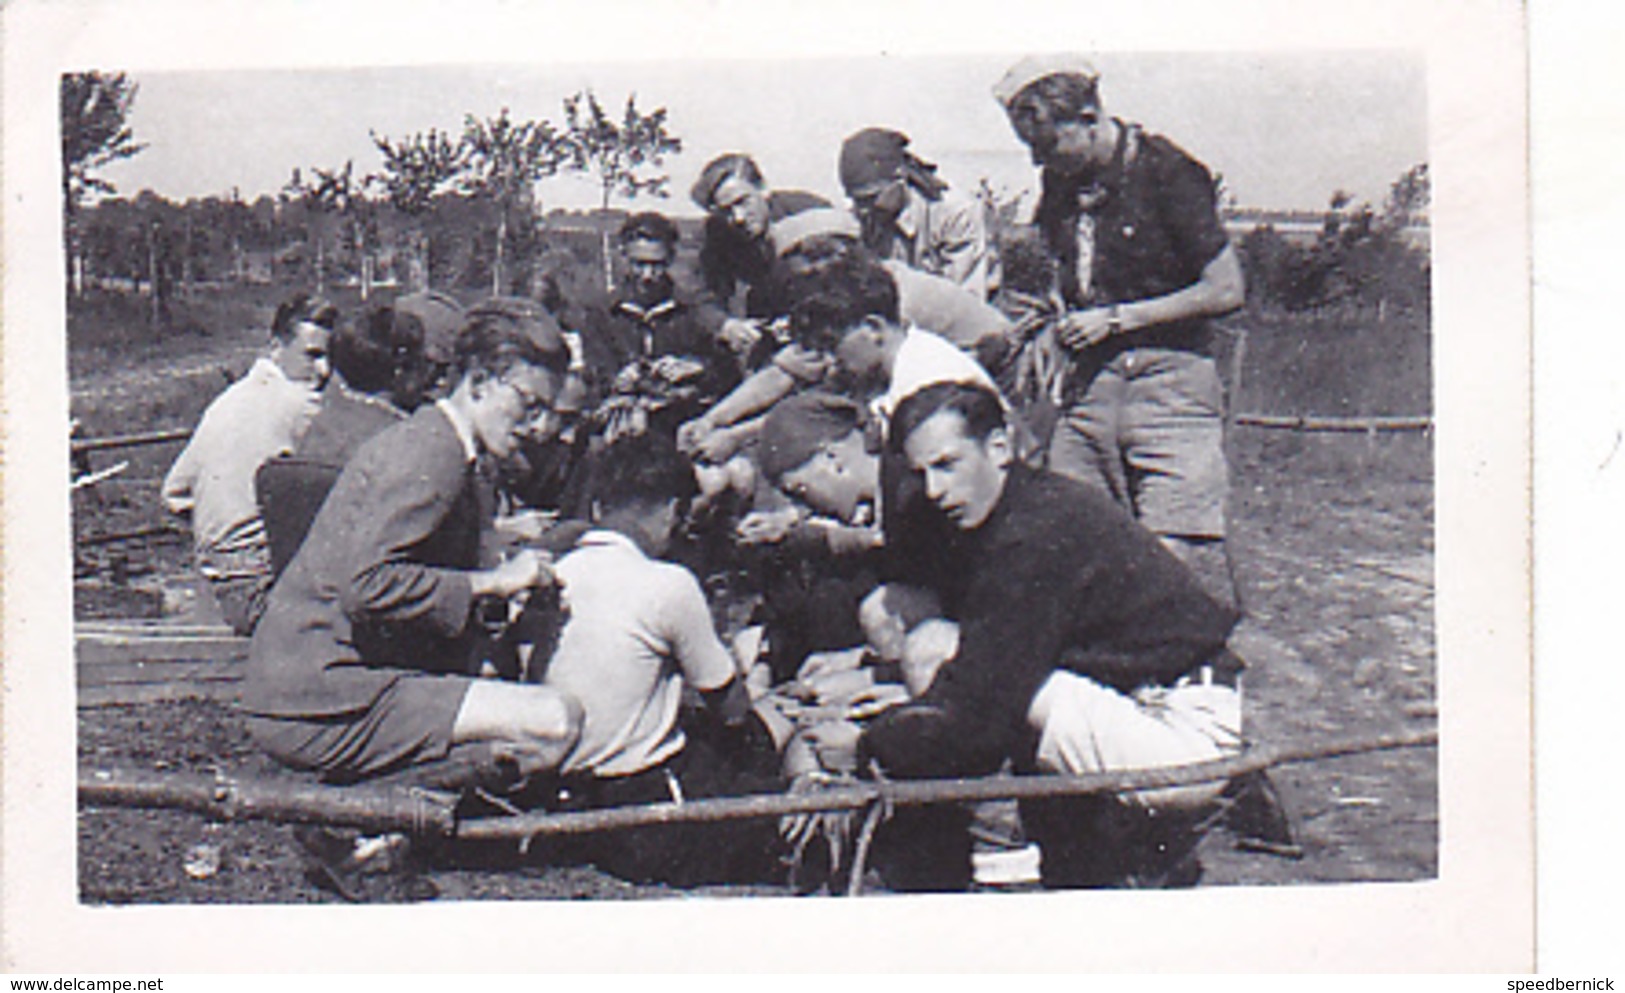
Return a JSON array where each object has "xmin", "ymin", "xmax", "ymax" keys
[{"xmin": 1106, "ymin": 303, "xmax": 1124, "ymax": 336}]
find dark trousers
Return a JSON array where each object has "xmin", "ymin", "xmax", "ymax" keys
[
  {"xmin": 550, "ymin": 719, "xmax": 785, "ymax": 888},
  {"xmin": 870, "ymin": 805, "xmax": 975, "ymax": 893},
  {"xmin": 1020, "ymin": 792, "xmax": 1211, "ymax": 889}
]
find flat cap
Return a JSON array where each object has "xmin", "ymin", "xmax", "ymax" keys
[
  {"xmin": 771, "ymin": 207, "xmax": 862, "ymax": 258},
  {"xmin": 759, "ymin": 391, "xmax": 865, "ymax": 482},
  {"xmin": 392, "ymin": 290, "xmax": 466, "ymax": 364},
  {"xmin": 992, "ymin": 53, "xmax": 1100, "ymax": 107},
  {"xmin": 467, "ymin": 295, "xmax": 569, "ymax": 364},
  {"xmin": 839, "ymin": 127, "xmax": 910, "ymax": 194},
  {"xmin": 690, "ymin": 152, "xmax": 761, "ymax": 210}
]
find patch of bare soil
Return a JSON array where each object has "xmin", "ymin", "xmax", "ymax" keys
[{"xmin": 1198, "ymin": 432, "xmax": 1437, "ymax": 885}]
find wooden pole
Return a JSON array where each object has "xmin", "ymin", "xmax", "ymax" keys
[
  {"xmin": 1231, "ymin": 413, "xmax": 1432, "ymax": 433},
  {"xmin": 459, "ymin": 725, "xmax": 1437, "ymax": 842},
  {"xmin": 79, "ymin": 725, "xmax": 1437, "ymax": 841},
  {"xmin": 80, "ymin": 769, "xmax": 459, "ymax": 834},
  {"xmin": 71, "ymin": 428, "xmax": 191, "ymax": 455}
]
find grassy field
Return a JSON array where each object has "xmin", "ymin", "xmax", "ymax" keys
[{"xmin": 69, "ymin": 278, "xmax": 1436, "ymax": 901}]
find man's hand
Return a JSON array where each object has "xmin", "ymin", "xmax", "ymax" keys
[
  {"xmin": 676, "ymin": 415, "xmax": 714, "ymax": 456},
  {"xmin": 611, "ymin": 362, "xmax": 647, "ymax": 395},
  {"xmin": 795, "ymin": 646, "xmax": 867, "ymax": 684},
  {"xmin": 492, "ymin": 508, "xmax": 557, "ymax": 546},
  {"xmin": 472, "ymin": 548, "xmax": 554, "ymax": 600},
  {"xmin": 772, "ymin": 343, "xmax": 833, "ymax": 385},
  {"xmin": 797, "ymin": 666, "xmax": 875, "ymax": 708},
  {"xmin": 735, "ymin": 505, "xmax": 804, "ymax": 546},
  {"xmin": 679, "ymin": 416, "xmax": 743, "ymax": 463},
  {"xmin": 650, "ymin": 354, "xmax": 705, "ymax": 384},
  {"xmin": 845, "ymin": 682, "xmax": 910, "ymax": 720},
  {"xmin": 691, "ymin": 421, "xmax": 746, "ymax": 464},
  {"xmin": 1056, "ymin": 306, "xmax": 1118, "ymax": 351},
  {"xmin": 718, "ymin": 318, "xmax": 763, "ymax": 355},
  {"xmin": 602, "ymin": 403, "xmax": 649, "ymax": 444}
]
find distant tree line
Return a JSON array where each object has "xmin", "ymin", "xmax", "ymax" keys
[
  {"xmin": 1233, "ymin": 163, "xmax": 1431, "ymax": 318},
  {"xmin": 61, "ymin": 72, "xmax": 681, "ymax": 325}
]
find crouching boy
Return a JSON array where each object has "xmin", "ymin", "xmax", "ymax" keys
[{"xmin": 535, "ymin": 433, "xmax": 787, "ymax": 886}]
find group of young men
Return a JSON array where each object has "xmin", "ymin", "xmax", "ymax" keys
[{"xmin": 162, "ymin": 54, "xmax": 1289, "ymax": 899}]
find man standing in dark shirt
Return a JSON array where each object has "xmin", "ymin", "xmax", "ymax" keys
[
  {"xmin": 859, "ymin": 382, "xmax": 1244, "ymax": 889},
  {"xmin": 993, "ymin": 55, "xmax": 1246, "ymax": 607}
]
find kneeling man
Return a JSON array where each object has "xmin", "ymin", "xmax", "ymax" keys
[
  {"xmin": 860, "ymin": 381, "xmax": 1243, "ymax": 889},
  {"xmin": 244, "ymin": 300, "xmax": 584, "ymax": 795}
]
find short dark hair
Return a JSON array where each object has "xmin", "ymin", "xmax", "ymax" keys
[
  {"xmin": 788, "ymin": 255, "xmax": 900, "ymax": 353},
  {"xmin": 589, "ymin": 432, "xmax": 696, "ymax": 512},
  {"xmin": 691, "ymin": 152, "xmax": 764, "ymax": 209},
  {"xmin": 331, "ymin": 306, "xmax": 425, "ymax": 395},
  {"xmin": 454, "ymin": 296, "xmax": 570, "ymax": 381},
  {"xmin": 618, "ymin": 211, "xmax": 679, "ymax": 250},
  {"xmin": 1013, "ymin": 72, "xmax": 1100, "ymax": 122},
  {"xmin": 888, "ymin": 381, "xmax": 1007, "ymax": 455},
  {"xmin": 271, "ymin": 292, "xmax": 339, "ymax": 343}
]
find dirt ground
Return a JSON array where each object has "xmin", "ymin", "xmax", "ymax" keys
[{"xmin": 74, "ymin": 425, "xmax": 1437, "ymax": 904}]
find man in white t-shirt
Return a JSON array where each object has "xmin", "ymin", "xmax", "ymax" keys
[{"xmin": 536, "ymin": 432, "xmax": 785, "ymax": 886}]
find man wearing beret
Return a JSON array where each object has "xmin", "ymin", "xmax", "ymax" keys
[
  {"xmin": 994, "ymin": 54, "xmax": 1246, "ymax": 608},
  {"xmin": 839, "ymin": 127, "xmax": 996, "ymax": 300},
  {"xmin": 754, "ymin": 392, "xmax": 958, "ymax": 678},
  {"xmin": 294, "ymin": 290, "xmax": 465, "ymax": 469}
]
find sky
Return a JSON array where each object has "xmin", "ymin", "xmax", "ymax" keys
[{"xmin": 97, "ymin": 50, "xmax": 1427, "ymax": 216}]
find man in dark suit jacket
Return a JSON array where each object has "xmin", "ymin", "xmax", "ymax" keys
[{"xmin": 244, "ymin": 298, "xmax": 584, "ymax": 793}]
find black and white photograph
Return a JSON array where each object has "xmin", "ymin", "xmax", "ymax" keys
[{"xmin": 3, "ymin": 0, "xmax": 1535, "ymax": 974}]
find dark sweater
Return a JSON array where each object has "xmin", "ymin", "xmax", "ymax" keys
[{"xmin": 860, "ymin": 466, "xmax": 1238, "ymax": 778}]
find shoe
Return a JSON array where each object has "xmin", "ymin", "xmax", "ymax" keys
[
  {"xmin": 1223, "ymin": 769, "xmax": 1304, "ymax": 859},
  {"xmin": 1127, "ymin": 851, "xmax": 1204, "ymax": 889}
]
